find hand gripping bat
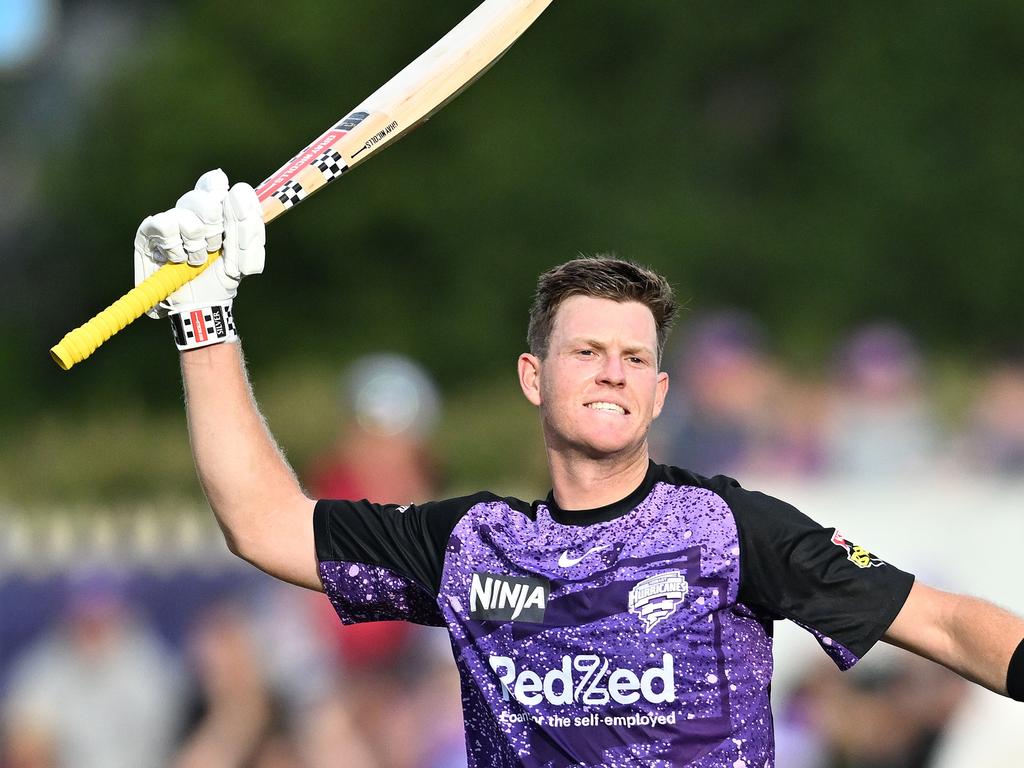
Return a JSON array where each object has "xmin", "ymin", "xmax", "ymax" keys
[{"xmin": 50, "ymin": 0, "xmax": 553, "ymax": 370}]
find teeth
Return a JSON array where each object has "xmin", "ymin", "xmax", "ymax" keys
[{"xmin": 587, "ymin": 402, "xmax": 625, "ymax": 415}]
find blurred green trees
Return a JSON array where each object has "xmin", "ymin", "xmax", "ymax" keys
[{"xmin": 3, "ymin": 0, "xmax": 1023, "ymax": 501}]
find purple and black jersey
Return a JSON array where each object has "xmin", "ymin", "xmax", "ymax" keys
[{"xmin": 314, "ymin": 461, "xmax": 914, "ymax": 767}]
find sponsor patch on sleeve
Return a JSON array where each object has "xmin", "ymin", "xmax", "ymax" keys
[{"xmin": 831, "ymin": 529, "xmax": 886, "ymax": 568}]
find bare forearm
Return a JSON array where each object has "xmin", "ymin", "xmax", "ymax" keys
[
  {"xmin": 945, "ymin": 594, "xmax": 1024, "ymax": 694},
  {"xmin": 886, "ymin": 582, "xmax": 1024, "ymax": 696},
  {"xmin": 181, "ymin": 342, "xmax": 319, "ymax": 589}
]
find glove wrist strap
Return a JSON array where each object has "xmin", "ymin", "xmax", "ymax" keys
[{"xmin": 169, "ymin": 302, "xmax": 237, "ymax": 350}]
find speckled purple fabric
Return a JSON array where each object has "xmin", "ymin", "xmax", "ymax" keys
[
  {"xmin": 796, "ymin": 622, "xmax": 858, "ymax": 671},
  {"xmin": 320, "ymin": 560, "xmax": 443, "ymax": 627},
  {"xmin": 441, "ymin": 482, "xmax": 776, "ymax": 768}
]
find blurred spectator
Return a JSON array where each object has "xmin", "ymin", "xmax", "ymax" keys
[
  {"xmin": 302, "ymin": 353, "xmax": 465, "ymax": 768},
  {"xmin": 307, "ymin": 353, "xmax": 441, "ymax": 504},
  {"xmin": 771, "ymin": 377, "xmax": 830, "ymax": 477},
  {"xmin": 776, "ymin": 645, "xmax": 965, "ymax": 768},
  {"xmin": 406, "ymin": 631, "xmax": 467, "ymax": 768},
  {"xmin": 305, "ymin": 352, "xmax": 442, "ymax": 676},
  {"xmin": 310, "ymin": 625, "xmax": 465, "ymax": 768},
  {"xmin": 0, "ymin": 570, "xmax": 183, "ymax": 768},
  {"xmin": 822, "ymin": 323, "xmax": 939, "ymax": 477},
  {"xmin": 652, "ymin": 309, "xmax": 807, "ymax": 476},
  {"xmin": 959, "ymin": 361, "xmax": 1024, "ymax": 475},
  {"xmin": 172, "ymin": 602, "xmax": 301, "ymax": 768}
]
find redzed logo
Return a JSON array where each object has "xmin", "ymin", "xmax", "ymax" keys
[
  {"xmin": 190, "ymin": 310, "xmax": 207, "ymax": 343},
  {"xmin": 489, "ymin": 653, "xmax": 677, "ymax": 706}
]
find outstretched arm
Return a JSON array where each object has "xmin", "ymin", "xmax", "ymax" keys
[
  {"xmin": 884, "ymin": 580, "xmax": 1024, "ymax": 698},
  {"xmin": 182, "ymin": 342, "xmax": 319, "ymax": 590}
]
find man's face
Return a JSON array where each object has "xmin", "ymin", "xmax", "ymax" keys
[{"xmin": 519, "ymin": 295, "xmax": 669, "ymax": 459}]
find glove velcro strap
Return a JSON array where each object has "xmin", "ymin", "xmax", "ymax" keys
[{"xmin": 169, "ymin": 303, "xmax": 237, "ymax": 350}]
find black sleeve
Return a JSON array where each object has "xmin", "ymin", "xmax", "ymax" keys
[
  {"xmin": 707, "ymin": 475, "xmax": 915, "ymax": 663},
  {"xmin": 314, "ymin": 492, "xmax": 497, "ymax": 626},
  {"xmin": 314, "ymin": 492, "xmax": 494, "ymax": 595}
]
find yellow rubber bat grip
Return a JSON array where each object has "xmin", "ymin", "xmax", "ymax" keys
[{"xmin": 50, "ymin": 252, "xmax": 221, "ymax": 371}]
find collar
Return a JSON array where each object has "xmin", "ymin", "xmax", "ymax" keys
[{"xmin": 544, "ymin": 460, "xmax": 661, "ymax": 526}]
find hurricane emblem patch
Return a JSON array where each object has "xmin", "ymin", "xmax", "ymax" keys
[{"xmin": 629, "ymin": 570, "xmax": 688, "ymax": 632}]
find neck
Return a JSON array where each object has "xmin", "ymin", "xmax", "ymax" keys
[{"xmin": 546, "ymin": 443, "xmax": 651, "ymax": 511}]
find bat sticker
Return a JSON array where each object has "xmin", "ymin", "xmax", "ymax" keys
[
  {"xmin": 314, "ymin": 150, "xmax": 349, "ymax": 181},
  {"xmin": 273, "ymin": 180, "xmax": 308, "ymax": 208},
  {"xmin": 351, "ymin": 120, "xmax": 399, "ymax": 159},
  {"xmin": 335, "ymin": 111, "xmax": 369, "ymax": 131}
]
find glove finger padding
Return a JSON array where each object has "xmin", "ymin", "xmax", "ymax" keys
[
  {"xmin": 194, "ymin": 168, "xmax": 230, "ymax": 198},
  {"xmin": 133, "ymin": 169, "xmax": 265, "ymax": 325},
  {"xmin": 223, "ymin": 183, "xmax": 266, "ymax": 280},
  {"xmin": 135, "ymin": 209, "xmax": 194, "ymax": 319},
  {"xmin": 176, "ymin": 190, "xmax": 225, "ymax": 264},
  {"xmin": 140, "ymin": 209, "xmax": 188, "ymax": 264},
  {"xmin": 133, "ymin": 217, "xmax": 166, "ymax": 319}
]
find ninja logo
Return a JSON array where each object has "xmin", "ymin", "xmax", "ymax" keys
[{"xmin": 470, "ymin": 573, "xmax": 549, "ymax": 622}]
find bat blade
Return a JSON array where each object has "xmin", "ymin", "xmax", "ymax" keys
[
  {"xmin": 254, "ymin": 0, "xmax": 552, "ymax": 224},
  {"xmin": 50, "ymin": 0, "xmax": 553, "ymax": 370}
]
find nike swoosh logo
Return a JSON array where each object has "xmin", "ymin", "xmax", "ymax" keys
[{"xmin": 558, "ymin": 545, "xmax": 609, "ymax": 568}]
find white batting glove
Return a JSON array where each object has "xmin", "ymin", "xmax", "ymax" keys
[{"xmin": 133, "ymin": 169, "xmax": 265, "ymax": 348}]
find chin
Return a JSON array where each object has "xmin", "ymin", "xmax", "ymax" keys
[{"xmin": 575, "ymin": 431, "xmax": 641, "ymax": 460}]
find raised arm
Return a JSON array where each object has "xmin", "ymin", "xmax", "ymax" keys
[
  {"xmin": 884, "ymin": 580, "xmax": 1024, "ymax": 699},
  {"xmin": 182, "ymin": 343, "xmax": 319, "ymax": 589},
  {"xmin": 135, "ymin": 170, "xmax": 319, "ymax": 590}
]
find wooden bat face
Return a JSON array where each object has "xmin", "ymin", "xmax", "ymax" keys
[{"xmin": 254, "ymin": 0, "xmax": 553, "ymax": 224}]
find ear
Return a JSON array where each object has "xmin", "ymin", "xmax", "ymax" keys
[
  {"xmin": 518, "ymin": 353, "xmax": 542, "ymax": 407},
  {"xmin": 652, "ymin": 370, "xmax": 669, "ymax": 419}
]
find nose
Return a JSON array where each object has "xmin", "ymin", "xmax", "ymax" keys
[{"xmin": 598, "ymin": 356, "xmax": 626, "ymax": 387}]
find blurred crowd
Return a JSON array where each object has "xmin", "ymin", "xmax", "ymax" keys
[
  {"xmin": 0, "ymin": 573, "xmax": 464, "ymax": 768},
  {"xmin": 652, "ymin": 310, "xmax": 1024, "ymax": 480},
  {"xmin": 3, "ymin": 324, "xmax": 1023, "ymax": 768},
  {"xmin": 1, "ymin": 353, "xmax": 461, "ymax": 768}
]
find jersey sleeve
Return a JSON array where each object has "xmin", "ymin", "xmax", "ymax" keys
[
  {"xmin": 708, "ymin": 475, "xmax": 915, "ymax": 670},
  {"xmin": 313, "ymin": 494, "xmax": 486, "ymax": 627}
]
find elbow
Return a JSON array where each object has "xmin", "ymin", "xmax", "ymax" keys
[
  {"xmin": 222, "ymin": 531, "xmax": 245, "ymax": 559},
  {"xmin": 214, "ymin": 520, "xmax": 259, "ymax": 565},
  {"xmin": 222, "ymin": 530, "xmax": 262, "ymax": 568},
  {"xmin": 205, "ymin": 493, "xmax": 318, "ymax": 588}
]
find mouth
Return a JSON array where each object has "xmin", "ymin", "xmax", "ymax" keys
[{"xmin": 585, "ymin": 401, "xmax": 629, "ymax": 416}]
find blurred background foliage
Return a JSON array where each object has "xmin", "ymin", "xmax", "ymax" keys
[{"xmin": 2, "ymin": 0, "xmax": 1023, "ymax": 505}]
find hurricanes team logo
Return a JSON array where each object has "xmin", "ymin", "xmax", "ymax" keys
[{"xmin": 629, "ymin": 571, "xmax": 688, "ymax": 632}]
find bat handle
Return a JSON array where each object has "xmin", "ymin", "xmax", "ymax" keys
[{"xmin": 49, "ymin": 252, "xmax": 221, "ymax": 370}]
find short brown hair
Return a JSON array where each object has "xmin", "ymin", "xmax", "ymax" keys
[{"xmin": 527, "ymin": 255, "xmax": 678, "ymax": 362}]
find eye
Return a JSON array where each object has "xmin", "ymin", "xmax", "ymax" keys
[{"xmin": 627, "ymin": 356, "xmax": 648, "ymax": 365}]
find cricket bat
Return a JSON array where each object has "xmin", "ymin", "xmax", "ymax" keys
[{"xmin": 51, "ymin": 0, "xmax": 553, "ymax": 370}]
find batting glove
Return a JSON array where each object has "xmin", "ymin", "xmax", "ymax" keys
[{"xmin": 133, "ymin": 169, "xmax": 265, "ymax": 349}]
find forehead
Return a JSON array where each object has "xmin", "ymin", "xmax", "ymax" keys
[{"xmin": 550, "ymin": 295, "xmax": 658, "ymax": 347}]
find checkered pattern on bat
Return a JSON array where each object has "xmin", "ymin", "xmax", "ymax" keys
[
  {"xmin": 273, "ymin": 180, "xmax": 307, "ymax": 208},
  {"xmin": 314, "ymin": 149, "xmax": 349, "ymax": 181}
]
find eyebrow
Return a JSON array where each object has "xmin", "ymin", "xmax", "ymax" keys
[{"xmin": 568, "ymin": 337, "xmax": 655, "ymax": 358}]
